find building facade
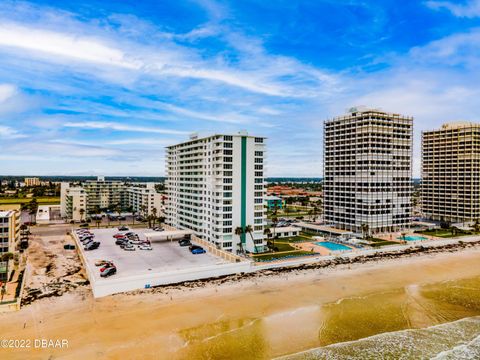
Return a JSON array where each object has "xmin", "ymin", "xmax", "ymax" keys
[
  {"xmin": 166, "ymin": 133, "xmax": 267, "ymax": 253},
  {"xmin": 422, "ymin": 122, "xmax": 480, "ymax": 223},
  {"xmin": 324, "ymin": 107, "xmax": 413, "ymax": 234},
  {"xmin": 60, "ymin": 178, "xmax": 162, "ymax": 221},
  {"xmin": 24, "ymin": 177, "xmax": 40, "ymax": 187},
  {"xmin": 0, "ymin": 211, "xmax": 19, "ymax": 281}
]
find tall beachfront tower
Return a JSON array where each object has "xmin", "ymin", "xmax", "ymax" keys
[
  {"xmin": 422, "ymin": 122, "xmax": 480, "ymax": 223},
  {"xmin": 165, "ymin": 132, "xmax": 267, "ymax": 254},
  {"xmin": 323, "ymin": 107, "xmax": 413, "ymax": 235}
]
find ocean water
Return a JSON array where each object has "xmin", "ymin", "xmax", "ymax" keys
[
  {"xmin": 279, "ymin": 317, "xmax": 480, "ymax": 360},
  {"xmin": 175, "ymin": 276, "xmax": 480, "ymax": 359}
]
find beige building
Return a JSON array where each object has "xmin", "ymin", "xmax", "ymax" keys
[
  {"xmin": 422, "ymin": 122, "xmax": 480, "ymax": 223},
  {"xmin": 324, "ymin": 107, "xmax": 413, "ymax": 234},
  {"xmin": 0, "ymin": 210, "xmax": 19, "ymax": 281},
  {"xmin": 24, "ymin": 177, "xmax": 40, "ymax": 187},
  {"xmin": 60, "ymin": 177, "xmax": 162, "ymax": 221}
]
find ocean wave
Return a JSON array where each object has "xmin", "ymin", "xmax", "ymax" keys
[{"xmin": 276, "ymin": 316, "xmax": 480, "ymax": 360}]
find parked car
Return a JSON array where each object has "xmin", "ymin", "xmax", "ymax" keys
[
  {"xmin": 113, "ymin": 233, "xmax": 125, "ymax": 238},
  {"xmin": 138, "ymin": 244, "xmax": 152, "ymax": 250},
  {"xmin": 124, "ymin": 244, "xmax": 136, "ymax": 251},
  {"xmin": 82, "ymin": 239, "xmax": 94, "ymax": 246},
  {"xmin": 63, "ymin": 244, "xmax": 75, "ymax": 250},
  {"xmin": 100, "ymin": 266, "xmax": 116, "ymax": 277},
  {"xmin": 79, "ymin": 223, "xmax": 89, "ymax": 228},
  {"xmin": 85, "ymin": 242, "xmax": 100, "ymax": 250},
  {"xmin": 95, "ymin": 259, "xmax": 110, "ymax": 266},
  {"xmin": 190, "ymin": 246, "xmax": 206, "ymax": 254},
  {"xmin": 135, "ymin": 216, "xmax": 144, "ymax": 221},
  {"xmin": 152, "ymin": 227, "xmax": 163, "ymax": 231},
  {"xmin": 130, "ymin": 239, "xmax": 142, "ymax": 245},
  {"xmin": 118, "ymin": 226, "xmax": 129, "ymax": 231},
  {"xmin": 119, "ymin": 241, "xmax": 131, "ymax": 249},
  {"xmin": 179, "ymin": 239, "xmax": 191, "ymax": 247},
  {"xmin": 115, "ymin": 238, "xmax": 127, "ymax": 245},
  {"xmin": 100, "ymin": 262, "xmax": 115, "ymax": 272}
]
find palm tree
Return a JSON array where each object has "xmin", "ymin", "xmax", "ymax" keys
[
  {"xmin": 140, "ymin": 205, "xmax": 148, "ymax": 220},
  {"xmin": 234, "ymin": 226, "xmax": 245, "ymax": 254},
  {"xmin": 244, "ymin": 225, "xmax": 259, "ymax": 254},
  {"xmin": 361, "ymin": 223, "xmax": 369, "ymax": 241},
  {"xmin": 116, "ymin": 205, "xmax": 122, "ymax": 225},
  {"xmin": 152, "ymin": 207, "xmax": 158, "ymax": 228},
  {"xmin": 28, "ymin": 198, "xmax": 38, "ymax": 223},
  {"xmin": 401, "ymin": 232, "xmax": 407, "ymax": 244},
  {"xmin": 79, "ymin": 208, "xmax": 85, "ymax": 222},
  {"xmin": 130, "ymin": 207, "xmax": 136, "ymax": 225},
  {"xmin": 1, "ymin": 252, "xmax": 14, "ymax": 285},
  {"xmin": 264, "ymin": 228, "xmax": 273, "ymax": 251}
]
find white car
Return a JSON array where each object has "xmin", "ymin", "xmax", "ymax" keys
[
  {"xmin": 124, "ymin": 244, "xmax": 136, "ymax": 251},
  {"xmin": 138, "ymin": 244, "xmax": 152, "ymax": 250}
]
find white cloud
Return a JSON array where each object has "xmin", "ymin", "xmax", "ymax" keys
[
  {"xmin": 63, "ymin": 121, "xmax": 188, "ymax": 135},
  {"xmin": 0, "ymin": 125, "xmax": 26, "ymax": 139},
  {"xmin": 0, "ymin": 84, "xmax": 17, "ymax": 103},
  {"xmin": 426, "ymin": 0, "xmax": 480, "ymax": 18}
]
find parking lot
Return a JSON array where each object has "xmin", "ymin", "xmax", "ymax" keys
[{"xmin": 75, "ymin": 227, "xmax": 229, "ymax": 283}]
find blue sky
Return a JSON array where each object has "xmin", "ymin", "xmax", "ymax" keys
[{"xmin": 1, "ymin": 0, "xmax": 480, "ymax": 177}]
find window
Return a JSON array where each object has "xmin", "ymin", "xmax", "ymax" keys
[{"xmin": 255, "ymin": 138, "xmax": 263, "ymax": 143}]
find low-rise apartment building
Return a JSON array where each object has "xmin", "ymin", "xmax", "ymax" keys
[{"xmin": 60, "ymin": 178, "xmax": 162, "ymax": 221}]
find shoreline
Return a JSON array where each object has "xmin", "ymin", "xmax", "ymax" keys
[{"xmin": 110, "ymin": 239, "xmax": 480, "ymax": 300}]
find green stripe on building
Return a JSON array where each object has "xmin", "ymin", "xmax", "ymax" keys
[{"xmin": 241, "ymin": 136, "xmax": 247, "ymax": 245}]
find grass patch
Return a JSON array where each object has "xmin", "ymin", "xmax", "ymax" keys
[
  {"xmin": 271, "ymin": 242, "xmax": 296, "ymax": 252},
  {"xmin": 417, "ymin": 229, "xmax": 473, "ymax": 238},
  {"xmin": 272, "ymin": 235, "xmax": 311, "ymax": 243},
  {"xmin": 369, "ymin": 241, "xmax": 399, "ymax": 248},
  {"xmin": 0, "ymin": 197, "xmax": 60, "ymax": 205},
  {"xmin": 253, "ymin": 250, "xmax": 316, "ymax": 262}
]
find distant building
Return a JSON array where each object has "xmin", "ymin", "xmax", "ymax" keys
[
  {"xmin": 267, "ymin": 226, "xmax": 300, "ymax": 238},
  {"xmin": 265, "ymin": 195, "xmax": 283, "ymax": 210},
  {"xmin": 60, "ymin": 177, "xmax": 162, "ymax": 221},
  {"xmin": 24, "ymin": 177, "xmax": 40, "ymax": 187},
  {"xmin": 0, "ymin": 210, "xmax": 19, "ymax": 281},
  {"xmin": 323, "ymin": 107, "xmax": 413, "ymax": 234},
  {"xmin": 166, "ymin": 133, "xmax": 267, "ymax": 253},
  {"xmin": 422, "ymin": 122, "xmax": 480, "ymax": 223}
]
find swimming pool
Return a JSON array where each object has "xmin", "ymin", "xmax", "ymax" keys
[
  {"xmin": 397, "ymin": 235, "xmax": 427, "ymax": 241},
  {"xmin": 314, "ymin": 241, "xmax": 351, "ymax": 251}
]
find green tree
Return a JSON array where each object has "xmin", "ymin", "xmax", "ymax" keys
[
  {"xmin": 234, "ymin": 226, "xmax": 245, "ymax": 255},
  {"xmin": 79, "ymin": 208, "xmax": 86, "ymax": 222},
  {"xmin": 244, "ymin": 225, "xmax": 259, "ymax": 254},
  {"xmin": 116, "ymin": 205, "xmax": 122, "ymax": 225},
  {"xmin": 361, "ymin": 223, "xmax": 370, "ymax": 241}
]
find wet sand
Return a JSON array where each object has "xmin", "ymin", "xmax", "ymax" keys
[{"xmin": 1, "ymin": 247, "xmax": 480, "ymax": 359}]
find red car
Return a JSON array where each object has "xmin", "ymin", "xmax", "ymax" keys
[
  {"xmin": 100, "ymin": 262, "xmax": 115, "ymax": 272},
  {"xmin": 113, "ymin": 234, "xmax": 125, "ymax": 238}
]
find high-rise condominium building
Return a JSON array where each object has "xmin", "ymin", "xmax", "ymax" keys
[
  {"xmin": 0, "ymin": 210, "xmax": 19, "ymax": 281},
  {"xmin": 166, "ymin": 133, "xmax": 267, "ymax": 253},
  {"xmin": 422, "ymin": 122, "xmax": 480, "ymax": 223},
  {"xmin": 324, "ymin": 107, "xmax": 413, "ymax": 234},
  {"xmin": 60, "ymin": 177, "xmax": 162, "ymax": 221}
]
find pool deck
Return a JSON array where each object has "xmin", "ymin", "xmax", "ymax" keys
[
  {"xmin": 376, "ymin": 232, "xmax": 439, "ymax": 243},
  {"xmin": 295, "ymin": 241, "xmax": 355, "ymax": 256}
]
